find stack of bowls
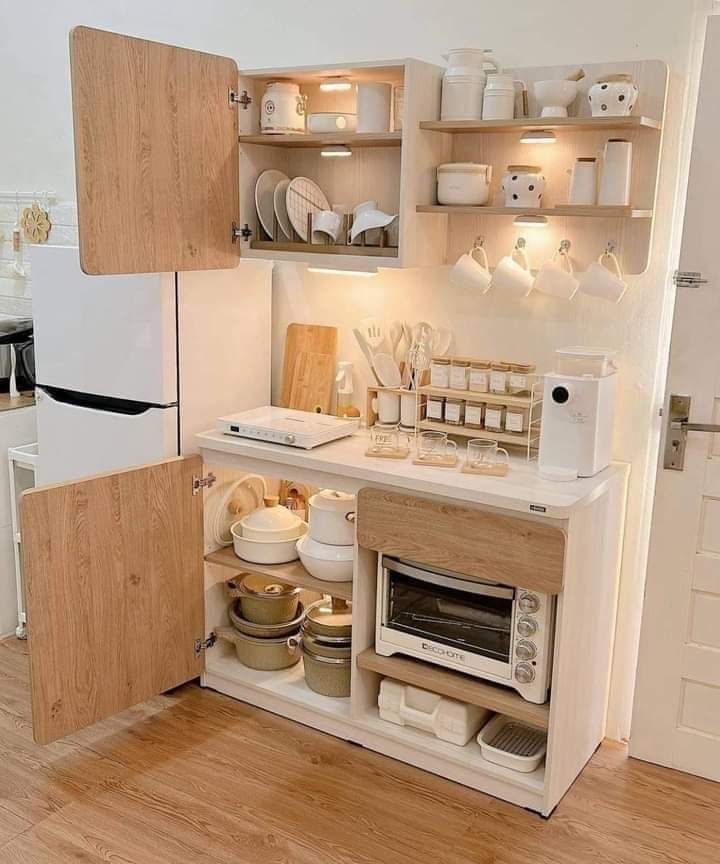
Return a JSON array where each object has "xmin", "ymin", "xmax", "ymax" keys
[
  {"xmin": 290, "ymin": 598, "xmax": 352, "ymax": 697},
  {"xmin": 221, "ymin": 572, "xmax": 304, "ymax": 670},
  {"xmin": 296, "ymin": 490, "xmax": 355, "ymax": 582},
  {"xmin": 231, "ymin": 495, "xmax": 307, "ymax": 564}
]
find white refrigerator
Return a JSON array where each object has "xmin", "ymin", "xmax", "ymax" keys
[{"xmin": 30, "ymin": 246, "xmax": 272, "ymax": 485}]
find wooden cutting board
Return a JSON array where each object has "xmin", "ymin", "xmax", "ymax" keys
[{"xmin": 280, "ymin": 323, "xmax": 337, "ymax": 413}]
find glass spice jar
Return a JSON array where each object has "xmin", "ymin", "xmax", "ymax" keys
[
  {"xmin": 508, "ymin": 363, "xmax": 536, "ymax": 396},
  {"xmin": 430, "ymin": 358, "xmax": 451, "ymax": 389},
  {"xmin": 464, "ymin": 401, "xmax": 485, "ymax": 429},
  {"xmin": 449, "ymin": 360, "xmax": 470, "ymax": 391},
  {"xmin": 469, "ymin": 361, "xmax": 490, "ymax": 393},
  {"xmin": 444, "ymin": 397, "xmax": 466, "ymax": 425},
  {"xmin": 427, "ymin": 395, "xmax": 445, "ymax": 421},
  {"xmin": 484, "ymin": 403, "xmax": 506, "ymax": 432},
  {"xmin": 505, "ymin": 404, "xmax": 529, "ymax": 434},
  {"xmin": 490, "ymin": 362, "xmax": 511, "ymax": 394}
]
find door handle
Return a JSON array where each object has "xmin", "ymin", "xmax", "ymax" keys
[{"xmin": 664, "ymin": 394, "xmax": 720, "ymax": 470}]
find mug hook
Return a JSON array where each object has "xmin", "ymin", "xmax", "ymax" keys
[
  {"xmin": 605, "ymin": 240, "xmax": 617, "ymax": 255},
  {"xmin": 472, "ymin": 235, "xmax": 485, "ymax": 250},
  {"xmin": 559, "ymin": 239, "xmax": 571, "ymax": 254},
  {"xmin": 515, "ymin": 237, "xmax": 527, "ymax": 251}
]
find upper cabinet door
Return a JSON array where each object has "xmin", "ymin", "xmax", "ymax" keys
[
  {"xmin": 21, "ymin": 456, "xmax": 205, "ymax": 744},
  {"xmin": 70, "ymin": 27, "xmax": 240, "ymax": 275}
]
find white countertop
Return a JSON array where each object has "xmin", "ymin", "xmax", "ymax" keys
[{"xmin": 197, "ymin": 429, "xmax": 629, "ymax": 519}]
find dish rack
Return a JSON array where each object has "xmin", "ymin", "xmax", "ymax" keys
[{"xmin": 477, "ymin": 714, "xmax": 548, "ymax": 773}]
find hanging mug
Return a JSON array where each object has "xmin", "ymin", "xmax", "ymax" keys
[
  {"xmin": 533, "ymin": 241, "xmax": 579, "ymax": 300},
  {"xmin": 450, "ymin": 238, "xmax": 491, "ymax": 293},
  {"xmin": 491, "ymin": 238, "xmax": 534, "ymax": 297},
  {"xmin": 579, "ymin": 247, "xmax": 627, "ymax": 303}
]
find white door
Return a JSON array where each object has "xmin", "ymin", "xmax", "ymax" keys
[{"xmin": 631, "ymin": 16, "xmax": 720, "ymax": 782}]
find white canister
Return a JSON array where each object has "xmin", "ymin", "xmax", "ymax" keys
[
  {"xmin": 443, "ymin": 48, "xmax": 497, "ymax": 75},
  {"xmin": 568, "ymin": 157, "xmax": 598, "ymax": 205},
  {"xmin": 589, "ymin": 74, "xmax": 639, "ymax": 117},
  {"xmin": 261, "ymin": 81, "xmax": 306, "ymax": 135},
  {"xmin": 437, "ymin": 163, "xmax": 493, "ymax": 206},
  {"xmin": 308, "ymin": 489, "xmax": 356, "ymax": 546},
  {"xmin": 357, "ymin": 82, "xmax": 392, "ymax": 133},
  {"xmin": 598, "ymin": 139, "xmax": 632, "ymax": 206},
  {"xmin": 482, "ymin": 74, "xmax": 524, "ymax": 121},
  {"xmin": 502, "ymin": 165, "xmax": 546, "ymax": 208},
  {"xmin": 441, "ymin": 74, "xmax": 486, "ymax": 121}
]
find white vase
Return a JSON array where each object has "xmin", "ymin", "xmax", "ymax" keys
[
  {"xmin": 502, "ymin": 165, "xmax": 546, "ymax": 208},
  {"xmin": 598, "ymin": 139, "xmax": 632, "ymax": 206},
  {"xmin": 589, "ymin": 74, "xmax": 639, "ymax": 117}
]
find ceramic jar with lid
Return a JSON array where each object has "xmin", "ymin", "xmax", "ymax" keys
[
  {"xmin": 502, "ymin": 165, "xmax": 546, "ymax": 208},
  {"xmin": 308, "ymin": 489, "xmax": 356, "ymax": 546},
  {"xmin": 261, "ymin": 81, "xmax": 306, "ymax": 134},
  {"xmin": 239, "ymin": 495, "xmax": 305, "ymax": 541},
  {"xmin": 230, "ymin": 573, "xmax": 302, "ymax": 625},
  {"xmin": 589, "ymin": 74, "xmax": 639, "ymax": 117},
  {"xmin": 437, "ymin": 163, "xmax": 493, "ymax": 206},
  {"xmin": 482, "ymin": 73, "xmax": 524, "ymax": 121},
  {"xmin": 440, "ymin": 49, "xmax": 498, "ymax": 121}
]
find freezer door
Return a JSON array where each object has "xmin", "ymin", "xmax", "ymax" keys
[
  {"xmin": 31, "ymin": 246, "xmax": 177, "ymax": 404},
  {"xmin": 35, "ymin": 388, "xmax": 178, "ymax": 485}
]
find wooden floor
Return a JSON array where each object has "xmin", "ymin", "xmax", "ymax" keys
[{"xmin": 1, "ymin": 637, "xmax": 719, "ymax": 864}]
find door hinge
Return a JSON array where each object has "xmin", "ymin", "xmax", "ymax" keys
[
  {"xmin": 194, "ymin": 633, "xmax": 217, "ymax": 656},
  {"xmin": 673, "ymin": 270, "xmax": 708, "ymax": 288},
  {"xmin": 192, "ymin": 472, "xmax": 216, "ymax": 495},
  {"xmin": 229, "ymin": 89, "xmax": 252, "ymax": 109},
  {"xmin": 232, "ymin": 222, "xmax": 253, "ymax": 243}
]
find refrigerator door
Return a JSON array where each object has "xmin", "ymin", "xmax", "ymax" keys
[
  {"xmin": 35, "ymin": 388, "xmax": 178, "ymax": 485},
  {"xmin": 30, "ymin": 245, "xmax": 177, "ymax": 404}
]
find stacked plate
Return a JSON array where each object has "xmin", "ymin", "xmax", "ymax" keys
[{"xmin": 255, "ymin": 170, "xmax": 330, "ymax": 242}]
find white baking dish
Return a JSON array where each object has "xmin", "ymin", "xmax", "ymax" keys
[
  {"xmin": 231, "ymin": 520, "xmax": 307, "ymax": 564},
  {"xmin": 437, "ymin": 163, "xmax": 492, "ymax": 206},
  {"xmin": 477, "ymin": 714, "xmax": 547, "ymax": 773}
]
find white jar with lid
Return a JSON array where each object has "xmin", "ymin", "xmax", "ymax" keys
[
  {"xmin": 261, "ymin": 81, "xmax": 306, "ymax": 134},
  {"xmin": 437, "ymin": 163, "xmax": 493, "ymax": 206}
]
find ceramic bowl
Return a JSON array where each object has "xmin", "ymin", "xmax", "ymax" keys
[
  {"xmin": 231, "ymin": 521, "xmax": 307, "ymax": 564},
  {"xmin": 296, "ymin": 535, "xmax": 353, "ymax": 582},
  {"xmin": 534, "ymin": 79, "xmax": 579, "ymax": 118}
]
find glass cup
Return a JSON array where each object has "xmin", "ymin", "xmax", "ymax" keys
[
  {"xmin": 369, "ymin": 425, "xmax": 409, "ymax": 455},
  {"xmin": 417, "ymin": 430, "xmax": 457, "ymax": 462},
  {"xmin": 465, "ymin": 438, "xmax": 510, "ymax": 472}
]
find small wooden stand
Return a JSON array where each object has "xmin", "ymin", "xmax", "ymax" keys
[
  {"xmin": 365, "ymin": 446, "xmax": 410, "ymax": 460},
  {"xmin": 461, "ymin": 462, "xmax": 510, "ymax": 477},
  {"xmin": 412, "ymin": 454, "xmax": 458, "ymax": 469}
]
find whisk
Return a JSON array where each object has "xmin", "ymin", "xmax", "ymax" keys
[{"xmin": 407, "ymin": 330, "xmax": 431, "ymax": 390}]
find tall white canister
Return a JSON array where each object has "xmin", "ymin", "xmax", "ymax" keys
[
  {"xmin": 598, "ymin": 138, "xmax": 632, "ymax": 206},
  {"xmin": 357, "ymin": 82, "xmax": 392, "ymax": 132},
  {"xmin": 568, "ymin": 157, "xmax": 598, "ymax": 205}
]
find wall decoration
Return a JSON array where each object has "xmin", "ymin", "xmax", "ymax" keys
[{"xmin": 20, "ymin": 203, "xmax": 52, "ymax": 243}]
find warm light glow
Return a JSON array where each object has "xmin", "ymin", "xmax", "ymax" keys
[
  {"xmin": 307, "ymin": 267, "xmax": 378, "ymax": 277},
  {"xmin": 320, "ymin": 144, "xmax": 353, "ymax": 158},
  {"xmin": 512, "ymin": 215, "xmax": 549, "ymax": 227},
  {"xmin": 520, "ymin": 130, "xmax": 557, "ymax": 144},
  {"xmin": 319, "ymin": 76, "xmax": 352, "ymax": 92}
]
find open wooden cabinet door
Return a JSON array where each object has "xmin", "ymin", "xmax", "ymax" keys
[
  {"xmin": 70, "ymin": 26, "xmax": 240, "ymax": 275},
  {"xmin": 21, "ymin": 457, "xmax": 205, "ymax": 744}
]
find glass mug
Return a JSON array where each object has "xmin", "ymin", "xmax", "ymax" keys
[
  {"xmin": 466, "ymin": 438, "xmax": 510, "ymax": 472},
  {"xmin": 417, "ymin": 430, "xmax": 457, "ymax": 462},
  {"xmin": 369, "ymin": 425, "xmax": 409, "ymax": 454}
]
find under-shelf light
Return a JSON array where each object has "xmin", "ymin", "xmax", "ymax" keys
[
  {"xmin": 520, "ymin": 130, "xmax": 557, "ymax": 144},
  {"xmin": 320, "ymin": 144, "xmax": 353, "ymax": 158},
  {"xmin": 512, "ymin": 214, "xmax": 549, "ymax": 227},
  {"xmin": 307, "ymin": 267, "xmax": 378, "ymax": 277},
  {"xmin": 319, "ymin": 76, "xmax": 352, "ymax": 92}
]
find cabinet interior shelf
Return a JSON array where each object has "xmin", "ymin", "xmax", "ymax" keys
[
  {"xmin": 250, "ymin": 240, "xmax": 398, "ymax": 258},
  {"xmin": 419, "ymin": 385, "xmax": 542, "ymax": 408},
  {"xmin": 419, "ymin": 115, "xmax": 661, "ymax": 133},
  {"xmin": 356, "ymin": 649, "xmax": 550, "ymax": 729},
  {"xmin": 418, "ymin": 419, "xmax": 540, "ymax": 447},
  {"xmin": 205, "ymin": 546, "xmax": 353, "ymax": 601},
  {"xmin": 239, "ymin": 131, "xmax": 403, "ymax": 148},
  {"xmin": 417, "ymin": 204, "xmax": 653, "ymax": 218}
]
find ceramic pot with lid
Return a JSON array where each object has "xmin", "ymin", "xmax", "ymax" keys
[
  {"xmin": 217, "ymin": 626, "xmax": 301, "ymax": 671},
  {"xmin": 304, "ymin": 598, "xmax": 352, "ymax": 640},
  {"xmin": 589, "ymin": 74, "xmax": 638, "ymax": 117},
  {"xmin": 261, "ymin": 81, "xmax": 306, "ymax": 135},
  {"xmin": 308, "ymin": 489, "xmax": 356, "ymax": 546},
  {"xmin": 228, "ymin": 598, "xmax": 305, "ymax": 639},
  {"xmin": 228, "ymin": 572, "xmax": 301, "ymax": 625},
  {"xmin": 239, "ymin": 495, "xmax": 306, "ymax": 542},
  {"xmin": 437, "ymin": 163, "xmax": 492, "ymax": 206},
  {"xmin": 502, "ymin": 165, "xmax": 546, "ymax": 208}
]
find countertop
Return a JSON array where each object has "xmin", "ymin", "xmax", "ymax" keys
[
  {"xmin": 0, "ymin": 393, "xmax": 35, "ymax": 413},
  {"xmin": 197, "ymin": 429, "xmax": 629, "ymax": 519}
]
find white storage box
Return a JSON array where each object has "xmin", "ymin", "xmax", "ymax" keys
[
  {"xmin": 378, "ymin": 678, "xmax": 491, "ymax": 747},
  {"xmin": 477, "ymin": 714, "xmax": 547, "ymax": 773}
]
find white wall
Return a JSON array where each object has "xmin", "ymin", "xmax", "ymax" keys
[{"xmin": 0, "ymin": 0, "xmax": 712, "ymax": 737}]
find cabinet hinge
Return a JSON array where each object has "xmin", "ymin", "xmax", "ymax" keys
[
  {"xmin": 232, "ymin": 222, "xmax": 253, "ymax": 243},
  {"xmin": 673, "ymin": 270, "xmax": 708, "ymax": 288},
  {"xmin": 229, "ymin": 88, "xmax": 252, "ymax": 109},
  {"xmin": 192, "ymin": 472, "xmax": 216, "ymax": 495},
  {"xmin": 194, "ymin": 633, "xmax": 217, "ymax": 656}
]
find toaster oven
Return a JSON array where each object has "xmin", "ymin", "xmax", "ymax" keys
[{"xmin": 376, "ymin": 556, "xmax": 555, "ymax": 704}]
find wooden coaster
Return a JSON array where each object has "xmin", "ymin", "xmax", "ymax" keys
[
  {"xmin": 412, "ymin": 455, "xmax": 458, "ymax": 469},
  {"xmin": 461, "ymin": 462, "xmax": 510, "ymax": 477},
  {"xmin": 365, "ymin": 447, "xmax": 410, "ymax": 460}
]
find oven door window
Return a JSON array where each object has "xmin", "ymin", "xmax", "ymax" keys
[{"xmin": 385, "ymin": 568, "xmax": 513, "ymax": 663}]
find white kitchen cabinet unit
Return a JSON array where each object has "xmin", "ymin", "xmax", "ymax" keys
[
  {"xmin": 70, "ymin": 27, "xmax": 446, "ymax": 275},
  {"xmin": 21, "ymin": 431, "xmax": 628, "ymax": 817}
]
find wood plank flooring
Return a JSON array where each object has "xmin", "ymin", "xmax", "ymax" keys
[{"xmin": 1, "ymin": 636, "xmax": 719, "ymax": 863}]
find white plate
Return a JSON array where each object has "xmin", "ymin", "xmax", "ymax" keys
[
  {"xmin": 286, "ymin": 177, "xmax": 330, "ymax": 242},
  {"xmin": 273, "ymin": 179, "xmax": 293, "ymax": 239},
  {"xmin": 255, "ymin": 169, "xmax": 289, "ymax": 239}
]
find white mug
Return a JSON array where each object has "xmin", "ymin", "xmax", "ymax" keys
[
  {"xmin": 400, "ymin": 390, "xmax": 423, "ymax": 429},
  {"xmin": 533, "ymin": 247, "xmax": 579, "ymax": 300},
  {"xmin": 579, "ymin": 250, "xmax": 627, "ymax": 303},
  {"xmin": 450, "ymin": 243, "xmax": 491, "ymax": 293},
  {"xmin": 374, "ymin": 389, "xmax": 400, "ymax": 425},
  {"xmin": 490, "ymin": 244, "xmax": 534, "ymax": 297},
  {"xmin": 312, "ymin": 210, "xmax": 342, "ymax": 243}
]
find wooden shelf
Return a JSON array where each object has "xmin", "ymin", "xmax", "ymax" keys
[
  {"xmin": 205, "ymin": 546, "xmax": 353, "ymax": 601},
  {"xmin": 419, "ymin": 385, "xmax": 541, "ymax": 408},
  {"xmin": 416, "ymin": 204, "xmax": 653, "ymax": 218},
  {"xmin": 356, "ymin": 649, "xmax": 550, "ymax": 729},
  {"xmin": 239, "ymin": 131, "xmax": 402, "ymax": 148},
  {"xmin": 418, "ymin": 419, "xmax": 539, "ymax": 447},
  {"xmin": 250, "ymin": 240, "xmax": 399, "ymax": 258},
  {"xmin": 419, "ymin": 115, "xmax": 661, "ymax": 133}
]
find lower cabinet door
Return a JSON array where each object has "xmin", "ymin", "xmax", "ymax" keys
[{"xmin": 21, "ymin": 455, "xmax": 205, "ymax": 744}]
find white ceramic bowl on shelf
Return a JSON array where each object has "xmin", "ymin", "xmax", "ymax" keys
[
  {"xmin": 533, "ymin": 79, "xmax": 579, "ymax": 118},
  {"xmin": 296, "ymin": 535, "xmax": 353, "ymax": 582},
  {"xmin": 231, "ymin": 521, "xmax": 307, "ymax": 564}
]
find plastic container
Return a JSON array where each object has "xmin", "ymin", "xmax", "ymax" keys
[
  {"xmin": 477, "ymin": 714, "xmax": 547, "ymax": 772},
  {"xmin": 379, "ymin": 678, "xmax": 491, "ymax": 746},
  {"xmin": 556, "ymin": 347, "xmax": 618, "ymax": 378}
]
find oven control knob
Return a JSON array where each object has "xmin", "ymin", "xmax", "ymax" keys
[
  {"xmin": 517, "ymin": 617, "xmax": 538, "ymax": 638},
  {"xmin": 518, "ymin": 593, "xmax": 541, "ymax": 614},
  {"xmin": 515, "ymin": 662, "xmax": 536, "ymax": 684},
  {"xmin": 284, "ymin": 434, "xmax": 296, "ymax": 445},
  {"xmin": 515, "ymin": 640, "xmax": 537, "ymax": 661}
]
